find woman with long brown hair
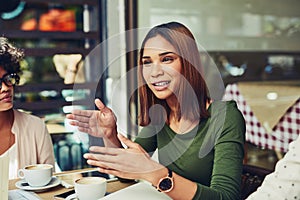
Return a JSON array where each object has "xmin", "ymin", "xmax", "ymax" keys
[{"xmin": 67, "ymin": 22, "xmax": 245, "ymax": 200}]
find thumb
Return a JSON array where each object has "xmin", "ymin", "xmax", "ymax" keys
[
  {"xmin": 117, "ymin": 133, "xmax": 137, "ymax": 149},
  {"xmin": 117, "ymin": 134, "xmax": 149, "ymax": 157},
  {"xmin": 95, "ymin": 98, "xmax": 105, "ymax": 110}
]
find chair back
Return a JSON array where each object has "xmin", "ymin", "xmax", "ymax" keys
[{"xmin": 241, "ymin": 164, "xmax": 272, "ymax": 199}]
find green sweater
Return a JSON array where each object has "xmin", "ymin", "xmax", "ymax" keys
[{"xmin": 134, "ymin": 101, "xmax": 246, "ymax": 200}]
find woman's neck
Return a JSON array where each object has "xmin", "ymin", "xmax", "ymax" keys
[
  {"xmin": 0, "ymin": 109, "xmax": 14, "ymax": 130},
  {"xmin": 167, "ymin": 96, "xmax": 211, "ymax": 134},
  {"xmin": 168, "ymin": 99, "xmax": 199, "ymax": 134},
  {"xmin": 166, "ymin": 94, "xmax": 177, "ymax": 110},
  {"xmin": 169, "ymin": 116, "xmax": 199, "ymax": 134}
]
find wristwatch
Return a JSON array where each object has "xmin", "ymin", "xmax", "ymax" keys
[{"xmin": 155, "ymin": 168, "xmax": 174, "ymax": 193}]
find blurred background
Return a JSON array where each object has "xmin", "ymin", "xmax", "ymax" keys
[{"xmin": 1, "ymin": 0, "xmax": 299, "ymax": 172}]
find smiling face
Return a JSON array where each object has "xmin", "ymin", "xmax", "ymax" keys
[
  {"xmin": 141, "ymin": 35, "xmax": 182, "ymax": 101},
  {"xmin": 0, "ymin": 66, "xmax": 14, "ymax": 111}
]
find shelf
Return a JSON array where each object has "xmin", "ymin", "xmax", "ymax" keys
[
  {"xmin": 150, "ymin": 0, "xmax": 300, "ymax": 17},
  {"xmin": 1, "ymin": 30, "xmax": 99, "ymax": 40},
  {"xmin": 24, "ymin": 0, "xmax": 99, "ymax": 6},
  {"xmin": 14, "ymin": 99, "xmax": 94, "ymax": 113},
  {"xmin": 1, "ymin": 1, "xmax": 103, "ymax": 116},
  {"xmin": 200, "ymin": 35, "xmax": 300, "ymax": 52},
  {"xmin": 208, "ymin": 50, "xmax": 300, "ymax": 54},
  {"xmin": 24, "ymin": 48, "xmax": 93, "ymax": 57},
  {"xmin": 1, "ymin": 31, "xmax": 100, "ymax": 56},
  {"xmin": 14, "ymin": 82, "xmax": 99, "ymax": 115},
  {"xmin": 15, "ymin": 82, "xmax": 99, "ymax": 92}
]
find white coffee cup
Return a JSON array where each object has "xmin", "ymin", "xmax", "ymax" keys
[
  {"xmin": 74, "ymin": 177, "xmax": 107, "ymax": 200},
  {"xmin": 18, "ymin": 164, "xmax": 53, "ymax": 187}
]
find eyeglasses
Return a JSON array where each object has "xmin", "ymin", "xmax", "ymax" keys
[{"xmin": 0, "ymin": 73, "xmax": 20, "ymax": 89}]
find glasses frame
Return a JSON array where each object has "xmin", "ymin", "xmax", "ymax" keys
[{"xmin": 0, "ymin": 73, "xmax": 20, "ymax": 89}]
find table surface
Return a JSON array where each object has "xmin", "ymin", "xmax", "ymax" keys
[
  {"xmin": 9, "ymin": 168, "xmax": 135, "ymax": 199},
  {"xmin": 237, "ymin": 81, "xmax": 300, "ymax": 129},
  {"xmin": 46, "ymin": 123, "xmax": 73, "ymax": 135}
]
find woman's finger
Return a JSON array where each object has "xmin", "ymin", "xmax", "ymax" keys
[
  {"xmin": 86, "ymin": 158, "xmax": 114, "ymax": 169},
  {"xmin": 117, "ymin": 134, "xmax": 148, "ymax": 157},
  {"xmin": 71, "ymin": 109, "xmax": 93, "ymax": 117},
  {"xmin": 95, "ymin": 98, "xmax": 106, "ymax": 110},
  {"xmin": 86, "ymin": 158, "xmax": 133, "ymax": 178},
  {"xmin": 88, "ymin": 146, "xmax": 121, "ymax": 155},
  {"xmin": 117, "ymin": 134, "xmax": 136, "ymax": 148},
  {"xmin": 84, "ymin": 152, "xmax": 117, "ymax": 163}
]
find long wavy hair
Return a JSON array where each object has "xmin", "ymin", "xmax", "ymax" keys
[{"xmin": 138, "ymin": 22, "xmax": 210, "ymax": 126}]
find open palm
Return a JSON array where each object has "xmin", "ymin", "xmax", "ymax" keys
[{"xmin": 66, "ymin": 99, "xmax": 117, "ymax": 138}]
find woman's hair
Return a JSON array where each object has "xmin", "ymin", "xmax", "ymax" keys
[
  {"xmin": 138, "ymin": 22, "xmax": 211, "ymax": 126},
  {"xmin": 0, "ymin": 36, "xmax": 24, "ymax": 74}
]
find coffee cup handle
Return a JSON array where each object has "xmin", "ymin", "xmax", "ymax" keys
[{"xmin": 18, "ymin": 169, "xmax": 25, "ymax": 179}]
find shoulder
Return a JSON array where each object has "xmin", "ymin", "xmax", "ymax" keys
[
  {"xmin": 13, "ymin": 109, "xmax": 46, "ymax": 130},
  {"xmin": 209, "ymin": 100, "xmax": 238, "ymax": 110},
  {"xmin": 209, "ymin": 100, "xmax": 245, "ymax": 143},
  {"xmin": 209, "ymin": 100, "xmax": 244, "ymax": 120},
  {"xmin": 14, "ymin": 109, "xmax": 44, "ymax": 122}
]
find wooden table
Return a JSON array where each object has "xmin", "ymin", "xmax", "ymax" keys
[{"xmin": 9, "ymin": 168, "xmax": 135, "ymax": 199}]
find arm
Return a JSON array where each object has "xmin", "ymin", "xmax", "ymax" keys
[
  {"xmin": 37, "ymin": 123, "xmax": 56, "ymax": 167},
  {"xmin": 84, "ymin": 134, "xmax": 198, "ymax": 200},
  {"xmin": 246, "ymin": 136, "xmax": 300, "ymax": 200},
  {"xmin": 192, "ymin": 101, "xmax": 246, "ymax": 199},
  {"xmin": 66, "ymin": 98, "xmax": 122, "ymax": 147},
  {"xmin": 83, "ymin": 128, "xmax": 244, "ymax": 200},
  {"xmin": 83, "ymin": 101, "xmax": 246, "ymax": 200}
]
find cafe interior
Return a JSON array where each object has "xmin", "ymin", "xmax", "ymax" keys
[{"xmin": 1, "ymin": 0, "xmax": 299, "ymax": 199}]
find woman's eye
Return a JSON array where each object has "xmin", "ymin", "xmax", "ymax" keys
[
  {"xmin": 142, "ymin": 60, "xmax": 152, "ymax": 66},
  {"xmin": 162, "ymin": 56, "xmax": 174, "ymax": 63}
]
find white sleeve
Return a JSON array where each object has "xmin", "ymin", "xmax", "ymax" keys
[{"xmin": 246, "ymin": 136, "xmax": 300, "ymax": 200}]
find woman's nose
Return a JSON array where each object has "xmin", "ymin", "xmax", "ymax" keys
[
  {"xmin": 1, "ymin": 81, "xmax": 10, "ymax": 91},
  {"xmin": 150, "ymin": 62, "xmax": 164, "ymax": 77}
]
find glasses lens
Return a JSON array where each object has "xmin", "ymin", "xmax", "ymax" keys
[{"xmin": 2, "ymin": 74, "xmax": 19, "ymax": 87}]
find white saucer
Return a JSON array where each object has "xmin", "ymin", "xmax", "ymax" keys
[
  {"xmin": 15, "ymin": 176, "xmax": 61, "ymax": 192},
  {"xmin": 65, "ymin": 193, "xmax": 77, "ymax": 200}
]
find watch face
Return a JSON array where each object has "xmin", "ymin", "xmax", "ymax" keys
[{"xmin": 159, "ymin": 177, "xmax": 173, "ymax": 191}]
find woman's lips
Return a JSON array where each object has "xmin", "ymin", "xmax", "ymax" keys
[
  {"xmin": 0, "ymin": 94, "xmax": 12, "ymax": 102},
  {"xmin": 152, "ymin": 81, "xmax": 171, "ymax": 91}
]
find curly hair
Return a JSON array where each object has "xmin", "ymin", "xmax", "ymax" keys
[{"xmin": 0, "ymin": 36, "xmax": 24, "ymax": 74}]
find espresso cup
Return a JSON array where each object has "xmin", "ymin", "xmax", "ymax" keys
[
  {"xmin": 74, "ymin": 177, "xmax": 107, "ymax": 200},
  {"xmin": 18, "ymin": 164, "xmax": 53, "ymax": 187}
]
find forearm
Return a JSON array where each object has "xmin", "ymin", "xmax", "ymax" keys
[{"xmin": 102, "ymin": 126, "xmax": 122, "ymax": 148}]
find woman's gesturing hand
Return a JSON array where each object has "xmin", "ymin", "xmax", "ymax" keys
[
  {"xmin": 66, "ymin": 98, "xmax": 117, "ymax": 139},
  {"xmin": 84, "ymin": 134, "xmax": 164, "ymax": 181}
]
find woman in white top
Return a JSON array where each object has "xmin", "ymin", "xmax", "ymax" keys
[
  {"xmin": 0, "ymin": 37, "xmax": 55, "ymax": 179},
  {"xmin": 247, "ymin": 135, "xmax": 300, "ymax": 200}
]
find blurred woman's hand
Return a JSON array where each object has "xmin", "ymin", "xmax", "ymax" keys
[
  {"xmin": 84, "ymin": 134, "xmax": 164, "ymax": 181},
  {"xmin": 66, "ymin": 98, "xmax": 120, "ymax": 146}
]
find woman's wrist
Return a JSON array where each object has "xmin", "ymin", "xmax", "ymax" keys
[
  {"xmin": 143, "ymin": 166, "xmax": 169, "ymax": 186},
  {"xmin": 103, "ymin": 126, "xmax": 122, "ymax": 147}
]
